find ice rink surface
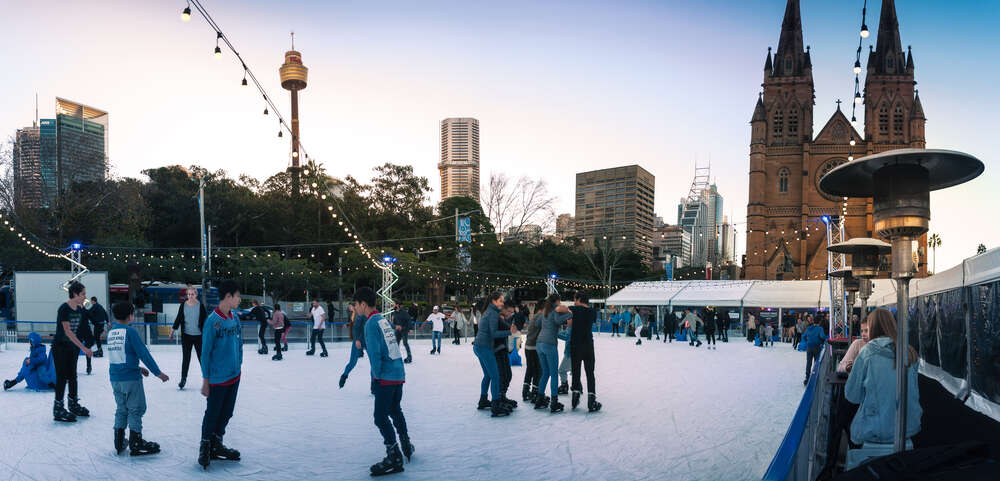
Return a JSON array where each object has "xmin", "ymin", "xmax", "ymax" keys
[{"xmin": 0, "ymin": 333, "xmax": 807, "ymax": 480}]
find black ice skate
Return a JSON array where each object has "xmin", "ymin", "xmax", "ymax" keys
[
  {"xmin": 114, "ymin": 428, "xmax": 126, "ymax": 455},
  {"xmin": 429, "ymin": 348, "xmax": 435, "ymax": 355},
  {"xmin": 529, "ymin": 385, "xmax": 538, "ymax": 403},
  {"xmin": 490, "ymin": 399, "xmax": 511, "ymax": 417},
  {"xmin": 3, "ymin": 379, "xmax": 16, "ymax": 390},
  {"xmin": 571, "ymin": 390, "xmax": 581, "ymax": 410},
  {"xmin": 558, "ymin": 382, "xmax": 568, "ymax": 395},
  {"xmin": 370, "ymin": 442, "xmax": 404, "ymax": 476},
  {"xmin": 399, "ymin": 435, "xmax": 415, "ymax": 462},
  {"xmin": 306, "ymin": 349, "xmax": 315, "ymax": 356},
  {"xmin": 178, "ymin": 377, "xmax": 187, "ymax": 390},
  {"xmin": 198, "ymin": 439, "xmax": 211, "ymax": 470},
  {"xmin": 129, "ymin": 430, "xmax": 161, "ymax": 456},
  {"xmin": 588, "ymin": 393, "xmax": 603, "ymax": 412},
  {"xmin": 282, "ymin": 343, "xmax": 289, "ymax": 351},
  {"xmin": 477, "ymin": 395, "xmax": 491, "ymax": 410},
  {"xmin": 94, "ymin": 348, "xmax": 104, "ymax": 358},
  {"xmin": 53, "ymin": 400, "xmax": 76, "ymax": 422},
  {"xmin": 210, "ymin": 435, "xmax": 241, "ymax": 461},
  {"xmin": 272, "ymin": 351, "xmax": 283, "ymax": 361},
  {"xmin": 258, "ymin": 345, "xmax": 268, "ymax": 355},
  {"xmin": 320, "ymin": 351, "xmax": 329, "ymax": 357},
  {"xmin": 521, "ymin": 383, "xmax": 531, "ymax": 402},
  {"xmin": 534, "ymin": 395, "xmax": 550, "ymax": 410},
  {"xmin": 550, "ymin": 396, "xmax": 564, "ymax": 413},
  {"xmin": 68, "ymin": 397, "xmax": 90, "ymax": 417},
  {"xmin": 339, "ymin": 374, "xmax": 348, "ymax": 389},
  {"xmin": 500, "ymin": 396, "xmax": 518, "ymax": 410}
]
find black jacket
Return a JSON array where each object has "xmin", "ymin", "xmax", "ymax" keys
[
  {"xmin": 393, "ymin": 309, "xmax": 412, "ymax": 334},
  {"xmin": 172, "ymin": 302, "xmax": 208, "ymax": 332},
  {"xmin": 89, "ymin": 303, "xmax": 108, "ymax": 332}
]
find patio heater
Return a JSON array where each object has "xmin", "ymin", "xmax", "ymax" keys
[
  {"xmin": 828, "ymin": 238, "xmax": 891, "ymax": 322},
  {"xmin": 820, "ymin": 148, "xmax": 984, "ymax": 453}
]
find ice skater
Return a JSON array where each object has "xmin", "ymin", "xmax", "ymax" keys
[
  {"xmin": 683, "ymin": 309, "xmax": 702, "ymax": 347},
  {"xmin": 763, "ymin": 322, "xmax": 775, "ymax": 348},
  {"xmin": 801, "ymin": 316, "xmax": 827, "ymax": 385},
  {"xmin": 89, "ymin": 297, "xmax": 108, "ymax": 358},
  {"xmin": 198, "ymin": 280, "xmax": 243, "ymax": 470},
  {"xmin": 340, "ymin": 302, "xmax": 368, "ymax": 388},
  {"xmin": 495, "ymin": 301, "xmax": 517, "ymax": 408},
  {"xmin": 251, "ymin": 299, "xmax": 269, "ymax": 355},
  {"xmin": 4, "ymin": 332, "xmax": 54, "ymax": 391},
  {"xmin": 427, "ymin": 306, "xmax": 445, "ymax": 355},
  {"xmin": 557, "ymin": 326, "xmax": 571, "ymax": 395},
  {"xmin": 521, "ymin": 302, "xmax": 544, "ymax": 403},
  {"xmin": 473, "ymin": 293, "xmax": 517, "ymax": 417},
  {"xmin": 535, "ymin": 293, "xmax": 572, "ymax": 413},
  {"xmin": 52, "ymin": 281, "xmax": 94, "ymax": 423},
  {"xmin": 610, "ymin": 309, "xmax": 620, "ymax": 337},
  {"xmin": 704, "ymin": 307, "xmax": 717, "ymax": 349},
  {"xmin": 392, "ymin": 301, "xmax": 413, "ymax": 363},
  {"xmin": 356, "ymin": 287, "xmax": 414, "ymax": 476},
  {"xmin": 170, "ymin": 285, "xmax": 207, "ymax": 389},
  {"xmin": 306, "ymin": 299, "xmax": 328, "ymax": 357},
  {"xmin": 663, "ymin": 310, "xmax": 677, "ymax": 343},
  {"xmin": 269, "ymin": 304, "xmax": 286, "ymax": 361},
  {"xmin": 107, "ymin": 302, "xmax": 169, "ymax": 456},
  {"xmin": 632, "ymin": 307, "xmax": 643, "ymax": 346},
  {"xmin": 568, "ymin": 292, "xmax": 601, "ymax": 411}
]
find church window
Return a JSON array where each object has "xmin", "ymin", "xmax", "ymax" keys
[
  {"xmin": 773, "ymin": 110, "xmax": 784, "ymax": 139},
  {"xmin": 893, "ymin": 105, "xmax": 904, "ymax": 137},
  {"xmin": 787, "ymin": 108, "xmax": 799, "ymax": 138},
  {"xmin": 878, "ymin": 104, "xmax": 889, "ymax": 135},
  {"xmin": 785, "ymin": 56, "xmax": 793, "ymax": 71},
  {"xmin": 778, "ymin": 168, "xmax": 790, "ymax": 193}
]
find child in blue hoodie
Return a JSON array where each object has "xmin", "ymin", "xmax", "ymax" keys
[
  {"xmin": 357, "ymin": 287, "xmax": 414, "ymax": 476},
  {"xmin": 4, "ymin": 332, "xmax": 55, "ymax": 391},
  {"xmin": 106, "ymin": 302, "xmax": 169, "ymax": 455},
  {"xmin": 198, "ymin": 280, "xmax": 243, "ymax": 470}
]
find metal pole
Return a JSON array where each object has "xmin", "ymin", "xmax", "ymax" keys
[
  {"xmin": 893, "ymin": 277, "xmax": 911, "ymax": 452},
  {"xmin": 199, "ymin": 177, "xmax": 208, "ymax": 307},
  {"xmin": 338, "ymin": 256, "xmax": 343, "ymax": 316}
]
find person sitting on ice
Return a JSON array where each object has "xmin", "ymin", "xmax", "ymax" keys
[{"xmin": 4, "ymin": 332, "xmax": 55, "ymax": 391}]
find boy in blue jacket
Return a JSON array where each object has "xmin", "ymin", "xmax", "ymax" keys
[
  {"xmin": 357, "ymin": 287, "xmax": 414, "ymax": 476},
  {"xmin": 801, "ymin": 316, "xmax": 828, "ymax": 385},
  {"xmin": 198, "ymin": 280, "xmax": 243, "ymax": 470},
  {"xmin": 4, "ymin": 332, "xmax": 54, "ymax": 391},
  {"xmin": 106, "ymin": 302, "xmax": 169, "ymax": 455}
]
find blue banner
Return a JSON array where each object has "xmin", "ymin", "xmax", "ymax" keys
[
  {"xmin": 664, "ymin": 259, "xmax": 673, "ymax": 280},
  {"xmin": 457, "ymin": 217, "xmax": 472, "ymax": 243}
]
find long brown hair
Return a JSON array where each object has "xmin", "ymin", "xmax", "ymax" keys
[
  {"xmin": 866, "ymin": 308, "xmax": 918, "ymax": 367},
  {"xmin": 543, "ymin": 294, "xmax": 561, "ymax": 316}
]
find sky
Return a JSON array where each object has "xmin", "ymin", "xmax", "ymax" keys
[{"xmin": 1, "ymin": 0, "xmax": 997, "ymax": 271}]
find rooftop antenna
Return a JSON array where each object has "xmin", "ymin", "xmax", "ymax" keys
[
  {"xmin": 290, "ymin": 30, "xmax": 294, "ymax": 49},
  {"xmin": 34, "ymin": 92, "xmax": 38, "ymax": 127}
]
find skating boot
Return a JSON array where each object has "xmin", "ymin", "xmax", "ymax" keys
[
  {"xmin": 272, "ymin": 351, "xmax": 283, "ymax": 361},
  {"xmin": 404, "ymin": 356, "xmax": 412, "ymax": 364},
  {"xmin": 339, "ymin": 374, "xmax": 348, "ymax": 389},
  {"xmin": 369, "ymin": 442, "xmax": 404, "ymax": 476},
  {"xmin": 282, "ymin": 343, "xmax": 289, "ymax": 352},
  {"xmin": 429, "ymin": 348, "xmax": 435, "ymax": 355},
  {"xmin": 500, "ymin": 396, "xmax": 518, "ymax": 410},
  {"xmin": 550, "ymin": 396, "xmax": 565, "ymax": 413},
  {"xmin": 521, "ymin": 383, "xmax": 531, "ymax": 402},
  {"xmin": 696, "ymin": 340, "xmax": 702, "ymax": 347},
  {"xmin": 178, "ymin": 377, "xmax": 187, "ymax": 390},
  {"xmin": 587, "ymin": 393, "xmax": 603, "ymax": 412},
  {"xmin": 53, "ymin": 399, "xmax": 76, "ymax": 422},
  {"xmin": 558, "ymin": 381, "xmax": 569, "ymax": 395},
  {"xmin": 258, "ymin": 345, "xmax": 268, "ymax": 355},
  {"xmin": 114, "ymin": 428, "xmax": 126, "ymax": 455},
  {"xmin": 86, "ymin": 360, "xmax": 92, "ymax": 375},
  {"xmin": 129, "ymin": 430, "xmax": 161, "ymax": 456},
  {"xmin": 490, "ymin": 399, "xmax": 511, "ymax": 418},
  {"xmin": 529, "ymin": 385, "xmax": 539, "ymax": 403},
  {"xmin": 210, "ymin": 435, "xmax": 241, "ymax": 461},
  {"xmin": 571, "ymin": 390, "xmax": 581, "ymax": 410},
  {"xmin": 476, "ymin": 395, "xmax": 491, "ymax": 410},
  {"xmin": 635, "ymin": 339, "xmax": 642, "ymax": 346},
  {"xmin": 306, "ymin": 349, "xmax": 315, "ymax": 356},
  {"xmin": 94, "ymin": 347, "xmax": 104, "ymax": 358},
  {"xmin": 68, "ymin": 397, "xmax": 90, "ymax": 417},
  {"xmin": 320, "ymin": 351, "xmax": 329, "ymax": 358},
  {"xmin": 399, "ymin": 435, "xmax": 415, "ymax": 462},
  {"xmin": 533, "ymin": 394, "xmax": 549, "ymax": 410},
  {"xmin": 3, "ymin": 379, "xmax": 16, "ymax": 390},
  {"xmin": 198, "ymin": 439, "xmax": 211, "ymax": 470}
]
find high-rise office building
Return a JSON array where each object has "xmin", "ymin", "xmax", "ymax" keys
[
  {"xmin": 677, "ymin": 182, "xmax": 724, "ymax": 268},
  {"xmin": 574, "ymin": 165, "xmax": 655, "ymax": 263},
  {"xmin": 13, "ymin": 98, "xmax": 108, "ymax": 209},
  {"xmin": 653, "ymin": 224, "xmax": 690, "ymax": 270},
  {"xmin": 555, "ymin": 213, "xmax": 575, "ymax": 239},
  {"xmin": 438, "ymin": 117, "xmax": 480, "ymax": 202}
]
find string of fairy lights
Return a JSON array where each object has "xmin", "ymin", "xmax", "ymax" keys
[{"xmin": 0, "ymin": 212, "xmax": 66, "ymax": 261}]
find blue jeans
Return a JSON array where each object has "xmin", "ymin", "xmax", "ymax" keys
[
  {"xmin": 112, "ymin": 379, "xmax": 146, "ymax": 432},
  {"xmin": 473, "ymin": 345, "xmax": 500, "ymax": 399},
  {"xmin": 343, "ymin": 343, "xmax": 363, "ymax": 376},
  {"xmin": 201, "ymin": 379, "xmax": 239, "ymax": 440},
  {"xmin": 688, "ymin": 327, "xmax": 699, "ymax": 343},
  {"xmin": 432, "ymin": 331, "xmax": 442, "ymax": 351},
  {"xmin": 537, "ymin": 342, "xmax": 559, "ymax": 397},
  {"xmin": 373, "ymin": 383, "xmax": 407, "ymax": 445}
]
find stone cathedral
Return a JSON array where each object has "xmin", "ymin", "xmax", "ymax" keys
[{"xmin": 744, "ymin": 0, "xmax": 928, "ymax": 280}]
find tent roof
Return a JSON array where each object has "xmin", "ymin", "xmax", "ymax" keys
[
  {"xmin": 605, "ymin": 281, "xmax": 694, "ymax": 306},
  {"xmin": 670, "ymin": 280, "xmax": 756, "ymax": 308},
  {"xmin": 746, "ymin": 280, "xmax": 824, "ymax": 308}
]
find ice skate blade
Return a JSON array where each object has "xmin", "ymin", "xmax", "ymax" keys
[{"xmin": 370, "ymin": 466, "xmax": 404, "ymax": 477}]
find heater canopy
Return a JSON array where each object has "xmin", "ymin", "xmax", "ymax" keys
[{"xmin": 818, "ymin": 148, "xmax": 984, "ymax": 198}]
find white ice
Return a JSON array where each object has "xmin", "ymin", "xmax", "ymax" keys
[{"xmin": 0, "ymin": 334, "xmax": 807, "ymax": 480}]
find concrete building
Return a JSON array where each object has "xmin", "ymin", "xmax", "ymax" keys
[
  {"xmin": 653, "ymin": 224, "xmax": 690, "ymax": 270},
  {"xmin": 575, "ymin": 165, "xmax": 655, "ymax": 262},
  {"xmin": 438, "ymin": 117, "xmax": 480, "ymax": 202},
  {"xmin": 506, "ymin": 224, "xmax": 543, "ymax": 245},
  {"xmin": 13, "ymin": 98, "xmax": 108, "ymax": 209},
  {"xmin": 745, "ymin": 0, "xmax": 927, "ymax": 280},
  {"xmin": 555, "ymin": 213, "xmax": 575, "ymax": 239},
  {"xmin": 720, "ymin": 216, "xmax": 736, "ymax": 264}
]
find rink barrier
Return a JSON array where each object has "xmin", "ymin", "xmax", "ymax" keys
[{"xmin": 762, "ymin": 344, "xmax": 831, "ymax": 481}]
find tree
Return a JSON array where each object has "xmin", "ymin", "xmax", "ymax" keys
[
  {"xmin": 977, "ymin": 243, "xmax": 987, "ymax": 255},
  {"xmin": 928, "ymin": 233, "xmax": 942, "ymax": 274},
  {"xmin": 0, "ymin": 136, "xmax": 14, "ymax": 215},
  {"xmin": 481, "ymin": 173, "xmax": 557, "ymax": 240}
]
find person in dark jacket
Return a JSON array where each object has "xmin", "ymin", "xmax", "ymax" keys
[
  {"xmin": 473, "ymin": 292, "xmax": 518, "ymax": 417},
  {"xmin": 393, "ymin": 301, "xmax": 413, "ymax": 364},
  {"xmin": 521, "ymin": 301, "xmax": 544, "ymax": 402},
  {"xmin": 89, "ymin": 297, "xmax": 108, "ymax": 358},
  {"xmin": 170, "ymin": 285, "xmax": 208, "ymax": 390},
  {"xmin": 716, "ymin": 308, "xmax": 729, "ymax": 342},
  {"xmin": 568, "ymin": 292, "xmax": 601, "ymax": 412},
  {"xmin": 251, "ymin": 300, "xmax": 269, "ymax": 355},
  {"xmin": 494, "ymin": 301, "xmax": 517, "ymax": 409},
  {"xmin": 663, "ymin": 310, "xmax": 677, "ymax": 343}
]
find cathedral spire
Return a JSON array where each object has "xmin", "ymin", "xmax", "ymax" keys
[
  {"xmin": 751, "ymin": 93, "xmax": 766, "ymax": 122},
  {"xmin": 868, "ymin": 0, "xmax": 906, "ymax": 75},
  {"xmin": 911, "ymin": 90, "xmax": 925, "ymax": 120},
  {"xmin": 772, "ymin": 0, "xmax": 809, "ymax": 77}
]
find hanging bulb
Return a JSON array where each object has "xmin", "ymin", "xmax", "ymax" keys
[
  {"xmin": 848, "ymin": 155, "xmax": 854, "ymax": 161},
  {"xmin": 214, "ymin": 46, "xmax": 222, "ymax": 58},
  {"xmin": 278, "ymin": 130, "xmax": 283, "ymax": 137},
  {"xmin": 860, "ymin": 23, "xmax": 870, "ymax": 38},
  {"xmin": 291, "ymin": 151, "xmax": 298, "ymax": 158},
  {"xmin": 242, "ymin": 75, "xmax": 247, "ymax": 86},
  {"xmin": 263, "ymin": 107, "xmax": 268, "ymax": 115},
  {"xmin": 181, "ymin": 5, "xmax": 191, "ymax": 21},
  {"xmin": 853, "ymin": 60, "xmax": 862, "ymax": 74},
  {"xmin": 854, "ymin": 92, "xmax": 862, "ymax": 104},
  {"xmin": 849, "ymin": 138, "xmax": 856, "ymax": 146}
]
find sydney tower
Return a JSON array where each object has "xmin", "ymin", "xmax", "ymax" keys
[{"xmin": 280, "ymin": 34, "xmax": 307, "ymax": 195}]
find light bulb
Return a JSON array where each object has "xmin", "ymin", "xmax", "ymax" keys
[
  {"xmin": 860, "ymin": 24, "xmax": 870, "ymax": 38},
  {"xmin": 181, "ymin": 6, "xmax": 191, "ymax": 21},
  {"xmin": 291, "ymin": 151, "xmax": 298, "ymax": 158},
  {"xmin": 854, "ymin": 92, "xmax": 863, "ymax": 104},
  {"xmin": 853, "ymin": 60, "xmax": 862, "ymax": 74},
  {"xmin": 848, "ymin": 155, "xmax": 854, "ymax": 161},
  {"xmin": 214, "ymin": 46, "xmax": 222, "ymax": 58},
  {"xmin": 849, "ymin": 139, "xmax": 856, "ymax": 146}
]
